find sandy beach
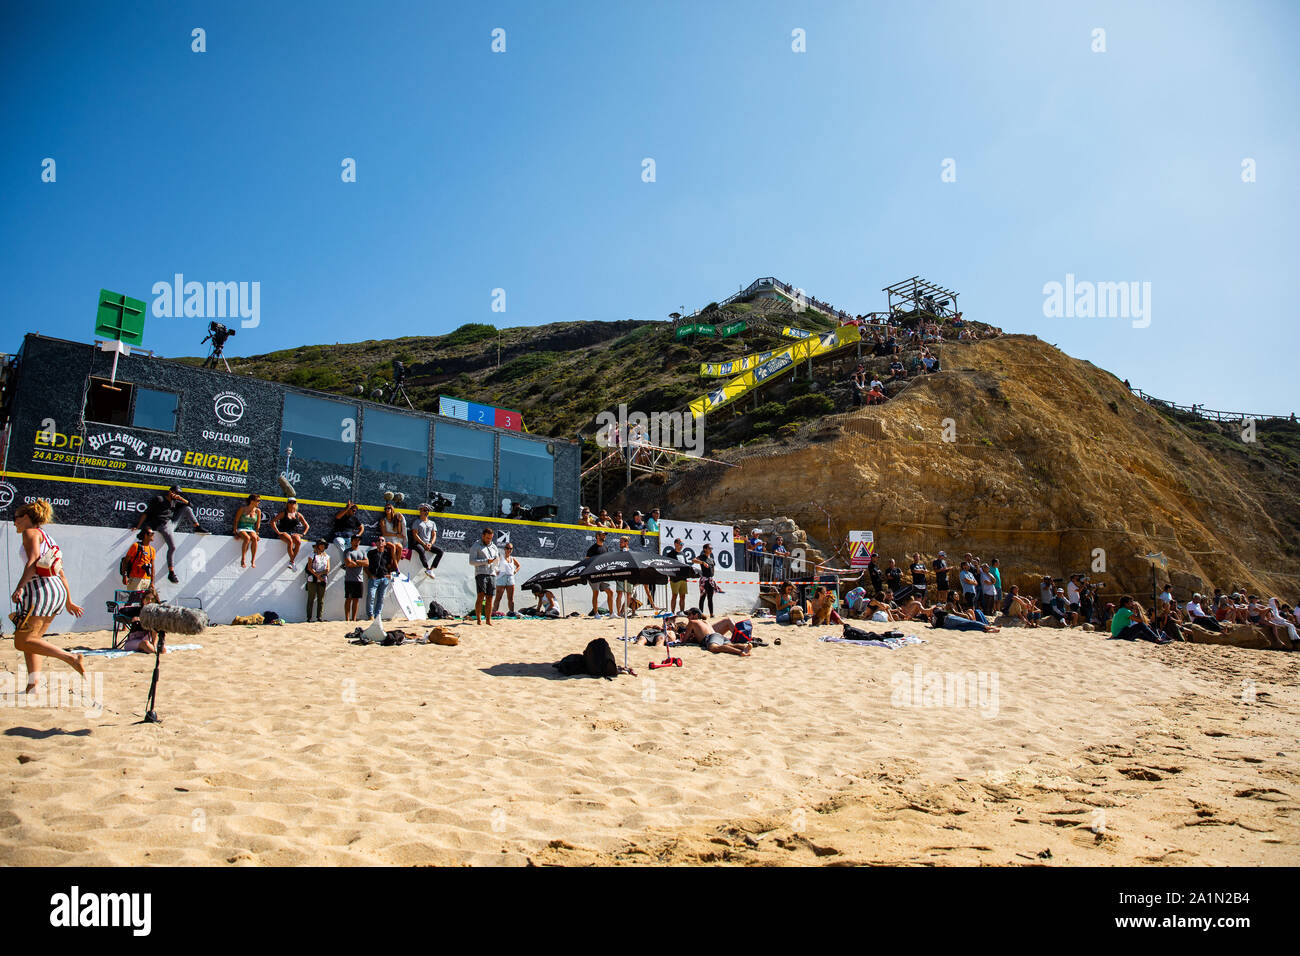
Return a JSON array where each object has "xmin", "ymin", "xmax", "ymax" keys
[{"xmin": 0, "ymin": 616, "xmax": 1295, "ymax": 866}]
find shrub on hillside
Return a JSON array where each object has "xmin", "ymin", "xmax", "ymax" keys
[
  {"xmin": 784, "ymin": 393, "xmax": 835, "ymax": 418},
  {"xmin": 491, "ymin": 351, "xmax": 558, "ymax": 381},
  {"xmin": 443, "ymin": 323, "xmax": 496, "ymax": 347}
]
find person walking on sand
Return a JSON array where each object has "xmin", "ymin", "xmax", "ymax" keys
[
  {"xmin": 232, "ymin": 493, "xmax": 264, "ymax": 568},
  {"xmin": 9, "ymin": 500, "xmax": 86, "ymax": 693},
  {"xmin": 469, "ymin": 527, "xmax": 500, "ymax": 625}
]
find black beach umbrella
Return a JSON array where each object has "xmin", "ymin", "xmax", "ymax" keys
[{"xmin": 562, "ymin": 550, "xmax": 699, "ymax": 666}]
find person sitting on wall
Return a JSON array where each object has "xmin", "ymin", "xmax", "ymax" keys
[
  {"xmin": 232, "ymin": 493, "xmax": 264, "ymax": 570},
  {"xmin": 579, "ymin": 506, "xmax": 596, "ymax": 526},
  {"xmin": 330, "ymin": 501, "xmax": 365, "ymax": 557},
  {"xmin": 409, "ymin": 503, "xmax": 443, "ymax": 580},
  {"xmin": 888, "ymin": 358, "xmax": 906, "ymax": 380},
  {"xmin": 133, "ymin": 484, "xmax": 207, "ymax": 584},
  {"xmin": 378, "ymin": 502, "xmax": 406, "ymax": 567},
  {"xmin": 120, "ymin": 528, "xmax": 157, "ymax": 593},
  {"xmin": 273, "ymin": 498, "xmax": 310, "ymax": 571}
]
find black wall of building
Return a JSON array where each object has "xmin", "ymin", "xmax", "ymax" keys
[{"xmin": 0, "ymin": 335, "xmax": 582, "ymax": 556}]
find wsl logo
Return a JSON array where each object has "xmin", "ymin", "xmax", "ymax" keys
[
  {"xmin": 213, "ymin": 391, "xmax": 246, "ymax": 426},
  {"xmin": 0, "ymin": 481, "xmax": 15, "ymax": 513}
]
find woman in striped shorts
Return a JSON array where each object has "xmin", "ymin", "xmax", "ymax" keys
[{"xmin": 10, "ymin": 499, "xmax": 85, "ymax": 692}]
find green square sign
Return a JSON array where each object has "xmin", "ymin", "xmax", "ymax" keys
[{"xmin": 95, "ymin": 289, "xmax": 147, "ymax": 345}]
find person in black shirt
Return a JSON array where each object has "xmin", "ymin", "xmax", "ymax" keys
[
  {"xmin": 932, "ymin": 551, "xmax": 950, "ymax": 594},
  {"xmin": 587, "ymin": 531, "xmax": 613, "ymax": 616},
  {"xmin": 694, "ymin": 543, "xmax": 718, "ymax": 616},
  {"xmin": 133, "ymin": 485, "xmax": 206, "ymax": 584},
  {"xmin": 330, "ymin": 501, "xmax": 365, "ymax": 556},
  {"xmin": 662, "ymin": 537, "xmax": 688, "ymax": 614},
  {"xmin": 867, "ymin": 555, "xmax": 883, "ymax": 597},
  {"xmin": 884, "ymin": 559, "xmax": 903, "ymax": 593},
  {"xmin": 909, "ymin": 553, "xmax": 928, "ymax": 599}
]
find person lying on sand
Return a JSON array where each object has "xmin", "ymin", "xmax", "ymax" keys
[
  {"xmin": 934, "ymin": 591, "xmax": 1001, "ymax": 633},
  {"xmin": 675, "ymin": 609, "xmax": 752, "ymax": 656}
]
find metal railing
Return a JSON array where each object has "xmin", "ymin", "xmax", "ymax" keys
[{"xmin": 1128, "ymin": 388, "xmax": 1294, "ymax": 424}]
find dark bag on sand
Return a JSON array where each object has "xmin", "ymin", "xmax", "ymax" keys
[
  {"xmin": 554, "ymin": 638, "xmax": 620, "ymax": 678},
  {"xmin": 842, "ymin": 623, "xmax": 874, "ymax": 641},
  {"xmin": 427, "ymin": 601, "xmax": 454, "ymax": 620},
  {"xmin": 555, "ymin": 653, "xmax": 586, "ymax": 676},
  {"xmin": 583, "ymin": 638, "xmax": 619, "ymax": 678}
]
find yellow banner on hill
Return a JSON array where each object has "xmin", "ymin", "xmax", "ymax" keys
[{"xmin": 688, "ymin": 324, "xmax": 860, "ymax": 418}]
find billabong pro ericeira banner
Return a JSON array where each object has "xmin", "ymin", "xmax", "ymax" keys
[
  {"xmin": 688, "ymin": 324, "xmax": 860, "ymax": 418},
  {"xmin": 674, "ymin": 320, "xmax": 747, "ymax": 341}
]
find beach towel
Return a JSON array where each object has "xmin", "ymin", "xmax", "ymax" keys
[
  {"xmin": 820, "ymin": 634, "xmax": 925, "ymax": 649},
  {"xmin": 80, "ymin": 643, "xmax": 203, "ymax": 660}
]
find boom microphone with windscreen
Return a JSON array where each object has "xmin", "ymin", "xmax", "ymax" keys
[
  {"xmin": 137, "ymin": 603, "xmax": 209, "ymax": 636},
  {"xmin": 277, "ymin": 474, "xmax": 297, "ymax": 498}
]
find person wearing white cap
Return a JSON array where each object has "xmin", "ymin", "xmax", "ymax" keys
[{"xmin": 1184, "ymin": 594, "xmax": 1222, "ymax": 632}]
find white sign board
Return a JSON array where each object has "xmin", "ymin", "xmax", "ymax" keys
[{"xmin": 657, "ymin": 519, "xmax": 736, "ymax": 571}]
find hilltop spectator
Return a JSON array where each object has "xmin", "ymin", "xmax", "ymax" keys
[
  {"xmin": 889, "ymin": 358, "xmax": 906, "ymax": 379},
  {"xmin": 274, "ymin": 498, "xmax": 310, "ymax": 570},
  {"xmin": 133, "ymin": 485, "xmax": 207, "ymax": 584},
  {"xmin": 851, "ymin": 366, "xmax": 870, "ymax": 406},
  {"xmin": 120, "ymin": 528, "xmax": 156, "ymax": 592},
  {"xmin": 330, "ymin": 501, "xmax": 365, "ymax": 556}
]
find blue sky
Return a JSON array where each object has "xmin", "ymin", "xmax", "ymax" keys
[{"xmin": 4, "ymin": 0, "xmax": 1297, "ymax": 413}]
